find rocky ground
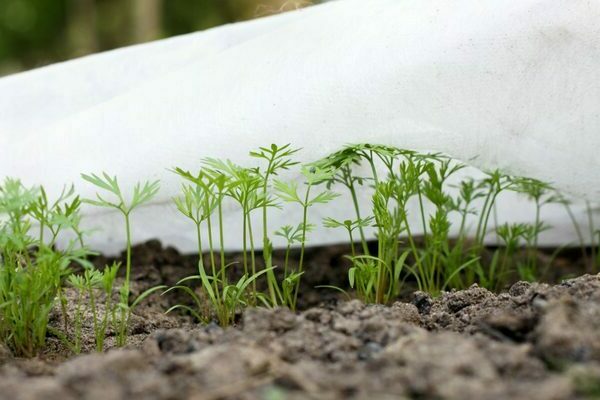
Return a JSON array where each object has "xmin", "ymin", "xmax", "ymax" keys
[{"xmin": 1, "ymin": 241, "xmax": 599, "ymax": 400}]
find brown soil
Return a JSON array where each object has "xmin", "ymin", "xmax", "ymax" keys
[{"xmin": 1, "ymin": 241, "xmax": 599, "ymax": 400}]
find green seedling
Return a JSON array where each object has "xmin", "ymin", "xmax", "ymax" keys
[
  {"xmin": 1, "ymin": 143, "xmax": 583, "ymax": 340},
  {"xmin": 441, "ymin": 178, "xmax": 486, "ymax": 287},
  {"xmin": 587, "ymin": 201, "xmax": 600, "ymax": 270},
  {"xmin": 473, "ymin": 170, "xmax": 514, "ymax": 249},
  {"xmin": 66, "ymin": 264, "xmax": 120, "ymax": 354},
  {"xmin": 201, "ymin": 159, "xmax": 277, "ymax": 300},
  {"xmin": 315, "ymin": 144, "xmax": 559, "ymax": 299},
  {"xmin": 81, "ymin": 172, "xmax": 160, "ymax": 346},
  {"xmin": 484, "ymin": 223, "xmax": 530, "ymax": 290},
  {"xmin": 172, "ymin": 261, "xmax": 273, "ymax": 326},
  {"xmin": 320, "ymin": 157, "xmax": 370, "ymax": 254},
  {"xmin": 28, "ymin": 185, "xmax": 86, "ymax": 248},
  {"xmin": 168, "ymin": 167, "xmax": 274, "ymax": 325},
  {"xmin": 67, "ymin": 270, "xmax": 99, "ymax": 353},
  {"xmin": 275, "ymin": 223, "xmax": 308, "ymax": 277},
  {"xmin": 510, "ymin": 177, "xmax": 561, "ymax": 279},
  {"xmin": 316, "ymin": 144, "xmax": 411, "ymax": 256},
  {"xmin": 575, "ymin": 200, "xmax": 600, "ymax": 272},
  {"xmin": 0, "ymin": 247, "xmax": 71, "ymax": 356},
  {"xmin": 323, "ymin": 217, "xmax": 374, "ymax": 258},
  {"xmin": 274, "ymin": 223, "xmax": 315, "ymax": 306},
  {"xmin": 27, "ymin": 184, "xmax": 93, "ymax": 333},
  {"xmin": 169, "ymin": 167, "xmax": 224, "ymax": 322},
  {"xmin": 274, "ymin": 166, "xmax": 339, "ymax": 310},
  {"xmin": 172, "ymin": 169, "xmax": 220, "ymax": 275},
  {"xmin": 558, "ymin": 195, "xmax": 589, "ymax": 270},
  {"xmin": 370, "ymin": 179, "xmax": 410, "ymax": 301},
  {"xmin": 450, "ymin": 169, "xmax": 513, "ymax": 289},
  {"xmin": 95, "ymin": 262, "xmax": 119, "ymax": 351},
  {"xmin": 0, "ymin": 178, "xmax": 90, "ymax": 356},
  {"xmin": 250, "ymin": 144, "xmax": 300, "ymax": 306},
  {"xmin": 67, "ymin": 274, "xmax": 85, "ymax": 353}
]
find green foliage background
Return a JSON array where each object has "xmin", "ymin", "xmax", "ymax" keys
[{"xmin": 0, "ymin": 0, "xmax": 319, "ymax": 76}]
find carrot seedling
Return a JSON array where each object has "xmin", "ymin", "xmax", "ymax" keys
[{"xmin": 81, "ymin": 173, "xmax": 160, "ymax": 345}]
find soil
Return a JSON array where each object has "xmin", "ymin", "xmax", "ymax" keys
[{"xmin": 1, "ymin": 240, "xmax": 600, "ymax": 400}]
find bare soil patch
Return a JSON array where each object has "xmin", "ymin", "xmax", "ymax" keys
[{"xmin": 1, "ymin": 241, "xmax": 599, "ymax": 400}]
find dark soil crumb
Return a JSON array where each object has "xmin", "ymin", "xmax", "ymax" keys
[{"xmin": 1, "ymin": 241, "xmax": 600, "ymax": 400}]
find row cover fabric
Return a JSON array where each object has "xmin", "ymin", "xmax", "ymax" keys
[{"xmin": 1, "ymin": 0, "xmax": 599, "ymax": 254}]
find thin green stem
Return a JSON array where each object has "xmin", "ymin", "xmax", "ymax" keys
[
  {"xmin": 87, "ymin": 281, "xmax": 99, "ymax": 351},
  {"xmin": 480, "ymin": 192, "xmax": 500, "ymax": 250},
  {"xmin": 348, "ymin": 228, "xmax": 356, "ymax": 259},
  {"xmin": 59, "ymin": 288, "xmax": 69, "ymax": 332},
  {"xmin": 586, "ymin": 201, "xmax": 597, "ymax": 270},
  {"xmin": 348, "ymin": 174, "xmax": 369, "ymax": 256},
  {"xmin": 124, "ymin": 212, "xmax": 132, "ymax": 298},
  {"xmin": 195, "ymin": 221, "xmax": 205, "ymax": 277},
  {"xmin": 292, "ymin": 185, "xmax": 312, "ymax": 310},
  {"xmin": 262, "ymin": 167, "xmax": 278, "ymax": 305},
  {"xmin": 284, "ymin": 244, "xmax": 291, "ymax": 278},
  {"xmin": 458, "ymin": 207, "xmax": 468, "ymax": 239},
  {"xmin": 417, "ymin": 187, "xmax": 428, "ymax": 245},
  {"xmin": 99, "ymin": 294, "xmax": 111, "ymax": 352},
  {"xmin": 206, "ymin": 209, "xmax": 216, "ymax": 280},
  {"xmin": 39, "ymin": 220, "xmax": 45, "ymax": 245},
  {"xmin": 530, "ymin": 201, "xmax": 541, "ymax": 273},
  {"xmin": 242, "ymin": 213, "xmax": 248, "ymax": 276},
  {"xmin": 403, "ymin": 215, "xmax": 424, "ymax": 289},
  {"xmin": 376, "ymin": 235, "xmax": 385, "ymax": 303},
  {"xmin": 248, "ymin": 213, "xmax": 257, "ymax": 300},
  {"xmin": 475, "ymin": 190, "xmax": 493, "ymax": 247},
  {"xmin": 218, "ymin": 198, "xmax": 226, "ymax": 285},
  {"xmin": 366, "ymin": 155, "xmax": 379, "ymax": 186},
  {"xmin": 563, "ymin": 201, "xmax": 588, "ymax": 267},
  {"xmin": 74, "ymin": 291, "xmax": 83, "ymax": 354}
]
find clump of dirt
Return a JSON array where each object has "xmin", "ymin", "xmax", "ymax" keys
[{"xmin": 1, "ymin": 242, "xmax": 599, "ymax": 400}]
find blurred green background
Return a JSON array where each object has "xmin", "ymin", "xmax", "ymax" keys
[{"xmin": 0, "ymin": 0, "xmax": 320, "ymax": 76}]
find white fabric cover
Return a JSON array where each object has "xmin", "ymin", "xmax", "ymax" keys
[{"xmin": 1, "ymin": 0, "xmax": 599, "ymax": 254}]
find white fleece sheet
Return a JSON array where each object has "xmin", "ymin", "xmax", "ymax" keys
[{"xmin": 1, "ymin": 0, "xmax": 599, "ymax": 254}]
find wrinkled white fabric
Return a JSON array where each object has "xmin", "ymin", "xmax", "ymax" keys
[{"xmin": 1, "ymin": 0, "xmax": 599, "ymax": 254}]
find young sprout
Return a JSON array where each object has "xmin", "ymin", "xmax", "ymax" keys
[
  {"xmin": 415, "ymin": 156, "xmax": 465, "ymax": 293},
  {"xmin": 586, "ymin": 201, "xmax": 600, "ymax": 270},
  {"xmin": 169, "ymin": 166, "xmax": 273, "ymax": 326},
  {"xmin": 67, "ymin": 274, "xmax": 86, "ymax": 354},
  {"xmin": 203, "ymin": 158, "xmax": 278, "ymax": 303},
  {"xmin": 96, "ymin": 263, "xmax": 119, "ymax": 352},
  {"xmin": 557, "ymin": 195, "xmax": 589, "ymax": 269},
  {"xmin": 492, "ymin": 223, "xmax": 528, "ymax": 286},
  {"xmin": 451, "ymin": 178, "xmax": 486, "ymax": 238},
  {"xmin": 275, "ymin": 223, "xmax": 309, "ymax": 276},
  {"xmin": 511, "ymin": 177, "xmax": 561, "ymax": 277},
  {"xmin": 250, "ymin": 144, "xmax": 300, "ymax": 306},
  {"xmin": 172, "ymin": 168, "xmax": 219, "ymax": 291},
  {"xmin": 81, "ymin": 173, "xmax": 160, "ymax": 301},
  {"xmin": 323, "ymin": 217, "xmax": 374, "ymax": 258},
  {"xmin": 274, "ymin": 166, "xmax": 339, "ymax": 309},
  {"xmin": 169, "ymin": 167, "xmax": 221, "ymax": 322},
  {"xmin": 315, "ymin": 148, "xmax": 368, "ymax": 253},
  {"xmin": 81, "ymin": 172, "xmax": 160, "ymax": 345},
  {"xmin": 0, "ymin": 178, "xmax": 38, "ymax": 252},
  {"xmin": 0, "ymin": 143, "xmax": 575, "ymax": 347},
  {"xmin": 370, "ymin": 179, "xmax": 410, "ymax": 302},
  {"xmin": 0, "ymin": 179, "xmax": 90, "ymax": 356},
  {"xmin": 474, "ymin": 170, "xmax": 513, "ymax": 249},
  {"xmin": 67, "ymin": 269, "xmax": 102, "ymax": 354},
  {"xmin": 64, "ymin": 265, "xmax": 123, "ymax": 353},
  {"xmin": 27, "ymin": 185, "xmax": 86, "ymax": 248}
]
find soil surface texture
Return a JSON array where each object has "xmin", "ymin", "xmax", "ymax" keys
[{"xmin": 1, "ymin": 241, "xmax": 600, "ymax": 400}]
